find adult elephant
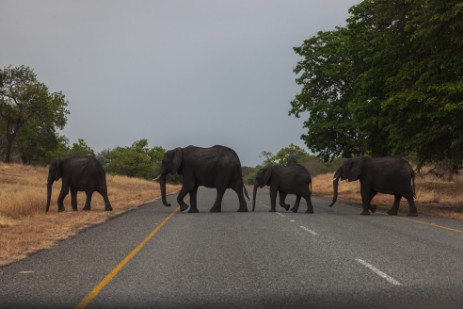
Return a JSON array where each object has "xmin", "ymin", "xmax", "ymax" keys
[
  {"xmin": 252, "ymin": 165, "xmax": 314, "ymax": 213},
  {"xmin": 46, "ymin": 156, "xmax": 113, "ymax": 212},
  {"xmin": 329, "ymin": 157, "xmax": 417, "ymax": 216},
  {"xmin": 156, "ymin": 145, "xmax": 249, "ymax": 213}
]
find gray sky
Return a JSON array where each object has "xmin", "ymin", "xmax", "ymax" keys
[{"xmin": 0, "ymin": 0, "xmax": 357, "ymax": 166}]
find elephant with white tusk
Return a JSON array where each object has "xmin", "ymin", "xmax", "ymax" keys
[
  {"xmin": 330, "ymin": 156, "xmax": 417, "ymax": 216},
  {"xmin": 156, "ymin": 145, "xmax": 249, "ymax": 213}
]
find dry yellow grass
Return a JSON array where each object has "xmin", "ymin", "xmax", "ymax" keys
[
  {"xmin": 0, "ymin": 162, "xmax": 179, "ymax": 266},
  {"xmin": 313, "ymin": 172, "xmax": 463, "ymax": 220}
]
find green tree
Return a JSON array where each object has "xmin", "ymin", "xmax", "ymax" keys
[
  {"xmin": 291, "ymin": 0, "xmax": 463, "ymax": 170},
  {"xmin": 272, "ymin": 144, "xmax": 310, "ymax": 166},
  {"xmin": 290, "ymin": 28, "xmax": 362, "ymax": 161},
  {"xmin": 260, "ymin": 144, "xmax": 310, "ymax": 166},
  {"xmin": 103, "ymin": 139, "xmax": 165, "ymax": 179},
  {"xmin": 0, "ymin": 65, "xmax": 69, "ymax": 162},
  {"xmin": 67, "ymin": 138, "xmax": 95, "ymax": 157},
  {"xmin": 382, "ymin": 0, "xmax": 463, "ymax": 169}
]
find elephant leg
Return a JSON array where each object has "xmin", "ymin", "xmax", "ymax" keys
[
  {"xmin": 98, "ymin": 184, "xmax": 113, "ymax": 211},
  {"xmin": 406, "ymin": 195, "xmax": 418, "ymax": 217},
  {"xmin": 233, "ymin": 185, "xmax": 248, "ymax": 212},
  {"xmin": 210, "ymin": 187, "xmax": 226, "ymax": 213},
  {"xmin": 57, "ymin": 185, "xmax": 69, "ymax": 212},
  {"xmin": 290, "ymin": 195, "xmax": 301, "ymax": 213},
  {"xmin": 83, "ymin": 191, "xmax": 93, "ymax": 211},
  {"xmin": 188, "ymin": 187, "xmax": 199, "ymax": 213},
  {"xmin": 177, "ymin": 186, "xmax": 190, "ymax": 212},
  {"xmin": 304, "ymin": 194, "xmax": 314, "ymax": 214},
  {"xmin": 71, "ymin": 188, "xmax": 78, "ymax": 211},
  {"xmin": 387, "ymin": 194, "xmax": 401, "ymax": 216},
  {"xmin": 269, "ymin": 185, "xmax": 278, "ymax": 212},
  {"xmin": 278, "ymin": 191, "xmax": 290, "ymax": 211},
  {"xmin": 367, "ymin": 190, "xmax": 378, "ymax": 213},
  {"xmin": 360, "ymin": 184, "xmax": 371, "ymax": 215}
]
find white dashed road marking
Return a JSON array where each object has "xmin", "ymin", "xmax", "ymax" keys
[
  {"xmin": 299, "ymin": 226, "xmax": 318, "ymax": 236},
  {"xmin": 355, "ymin": 258, "xmax": 401, "ymax": 286}
]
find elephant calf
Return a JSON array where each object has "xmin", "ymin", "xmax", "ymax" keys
[
  {"xmin": 46, "ymin": 156, "xmax": 113, "ymax": 212},
  {"xmin": 330, "ymin": 156, "xmax": 418, "ymax": 216},
  {"xmin": 253, "ymin": 165, "xmax": 314, "ymax": 213}
]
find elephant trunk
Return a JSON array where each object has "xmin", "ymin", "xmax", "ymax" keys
[
  {"xmin": 252, "ymin": 182, "xmax": 258, "ymax": 212},
  {"xmin": 160, "ymin": 174, "xmax": 171, "ymax": 207},
  {"xmin": 46, "ymin": 180, "xmax": 53, "ymax": 212},
  {"xmin": 329, "ymin": 170, "xmax": 340, "ymax": 207}
]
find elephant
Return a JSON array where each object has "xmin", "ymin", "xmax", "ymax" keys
[
  {"xmin": 156, "ymin": 145, "xmax": 249, "ymax": 213},
  {"xmin": 329, "ymin": 156, "xmax": 418, "ymax": 216},
  {"xmin": 252, "ymin": 165, "xmax": 314, "ymax": 213},
  {"xmin": 46, "ymin": 156, "xmax": 113, "ymax": 212}
]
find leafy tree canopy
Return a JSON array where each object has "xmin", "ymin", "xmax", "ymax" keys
[
  {"xmin": 291, "ymin": 0, "xmax": 463, "ymax": 171},
  {"xmin": 0, "ymin": 65, "xmax": 69, "ymax": 163},
  {"xmin": 260, "ymin": 144, "xmax": 310, "ymax": 166},
  {"xmin": 102, "ymin": 139, "xmax": 165, "ymax": 179}
]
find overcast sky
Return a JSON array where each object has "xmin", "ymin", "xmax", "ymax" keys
[{"xmin": 1, "ymin": 0, "xmax": 357, "ymax": 166}]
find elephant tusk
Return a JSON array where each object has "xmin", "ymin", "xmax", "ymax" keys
[
  {"xmin": 153, "ymin": 175, "xmax": 162, "ymax": 182},
  {"xmin": 332, "ymin": 177, "xmax": 338, "ymax": 182}
]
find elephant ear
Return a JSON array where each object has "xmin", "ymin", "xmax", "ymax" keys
[
  {"xmin": 171, "ymin": 148, "xmax": 183, "ymax": 174},
  {"xmin": 349, "ymin": 158, "xmax": 363, "ymax": 181},
  {"xmin": 263, "ymin": 167, "xmax": 272, "ymax": 185}
]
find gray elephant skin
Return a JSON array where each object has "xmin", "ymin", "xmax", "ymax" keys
[
  {"xmin": 46, "ymin": 156, "xmax": 113, "ymax": 212},
  {"xmin": 330, "ymin": 157, "xmax": 417, "ymax": 216},
  {"xmin": 252, "ymin": 165, "xmax": 314, "ymax": 213},
  {"xmin": 157, "ymin": 145, "xmax": 249, "ymax": 213}
]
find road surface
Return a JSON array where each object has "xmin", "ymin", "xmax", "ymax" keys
[{"xmin": 1, "ymin": 187, "xmax": 463, "ymax": 308}]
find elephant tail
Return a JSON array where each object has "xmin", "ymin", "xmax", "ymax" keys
[
  {"xmin": 244, "ymin": 186, "xmax": 250, "ymax": 200},
  {"xmin": 412, "ymin": 173, "xmax": 416, "ymax": 199}
]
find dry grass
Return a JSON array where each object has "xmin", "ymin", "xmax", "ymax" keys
[
  {"xmin": 313, "ymin": 172, "xmax": 463, "ymax": 220},
  {"xmin": 0, "ymin": 162, "xmax": 179, "ymax": 266}
]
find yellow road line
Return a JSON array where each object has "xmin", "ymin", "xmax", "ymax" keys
[
  {"xmin": 365, "ymin": 207, "xmax": 463, "ymax": 234},
  {"xmin": 338, "ymin": 201, "xmax": 463, "ymax": 235},
  {"xmin": 396, "ymin": 216, "xmax": 463, "ymax": 234},
  {"xmin": 75, "ymin": 207, "xmax": 179, "ymax": 309}
]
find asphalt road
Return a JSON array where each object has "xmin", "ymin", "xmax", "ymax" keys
[{"xmin": 1, "ymin": 187, "xmax": 463, "ymax": 308}]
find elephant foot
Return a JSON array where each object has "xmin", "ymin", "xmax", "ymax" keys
[
  {"xmin": 188, "ymin": 208, "xmax": 199, "ymax": 213},
  {"xmin": 360, "ymin": 210, "xmax": 370, "ymax": 215},
  {"xmin": 305, "ymin": 209, "xmax": 314, "ymax": 214},
  {"xmin": 290, "ymin": 207, "xmax": 298, "ymax": 213},
  {"xmin": 83, "ymin": 207, "xmax": 91, "ymax": 211},
  {"xmin": 105, "ymin": 207, "xmax": 113, "ymax": 211},
  {"xmin": 387, "ymin": 209, "xmax": 398, "ymax": 216},
  {"xmin": 210, "ymin": 206, "xmax": 221, "ymax": 213},
  {"xmin": 369, "ymin": 204, "xmax": 377, "ymax": 213},
  {"xmin": 281, "ymin": 204, "xmax": 290, "ymax": 211},
  {"xmin": 269, "ymin": 208, "xmax": 276, "ymax": 213},
  {"xmin": 58, "ymin": 208, "xmax": 65, "ymax": 212},
  {"xmin": 407, "ymin": 211, "xmax": 418, "ymax": 217},
  {"xmin": 237, "ymin": 207, "xmax": 248, "ymax": 212},
  {"xmin": 180, "ymin": 204, "xmax": 189, "ymax": 212}
]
